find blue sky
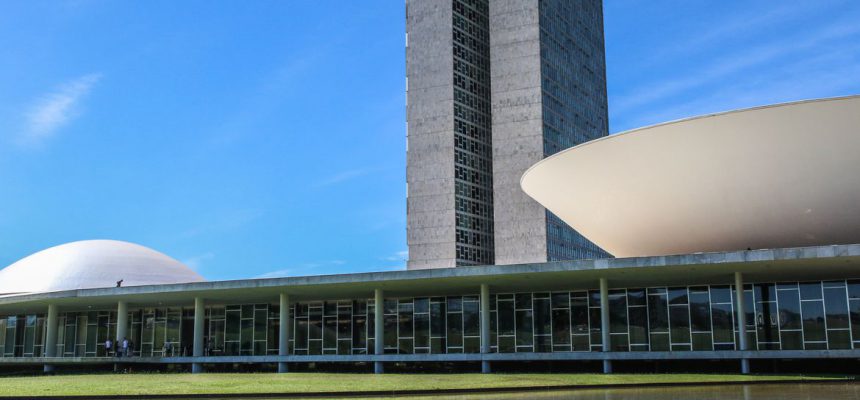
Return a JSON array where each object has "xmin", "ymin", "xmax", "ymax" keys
[{"xmin": 0, "ymin": 1, "xmax": 857, "ymax": 280}]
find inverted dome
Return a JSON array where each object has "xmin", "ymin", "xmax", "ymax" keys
[
  {"xmin": 521, "ymin": 95, "xmax": 860, "ymax": 257},
  {"xmin": 0, "ymin": 240, "xmax": 205, "ymax": 295}
]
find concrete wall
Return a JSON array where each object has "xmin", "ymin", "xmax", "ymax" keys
[
  {"xmin": 489, "ymin": 0, "xmax": 548, "ymax": 265},
  {"xmin": 406, "ymin": 0, "xmax": 457, "ymax": 269}
]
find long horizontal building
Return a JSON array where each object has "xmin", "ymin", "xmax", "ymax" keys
[
  {"xmin": 2, "ymin": 96, "xmax": 860, "ymax": 375},
  {"xmin": 1, "ymin": 240, "xmax": 860, "ymax": 374}
]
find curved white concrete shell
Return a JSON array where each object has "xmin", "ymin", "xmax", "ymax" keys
[
  {"xmin": 0, "ymin": 240, "xmax": 205, "ymax": 295},
  {"xmin": 521, "ymin": 95, "xmax": 860, "ymax": 258}
]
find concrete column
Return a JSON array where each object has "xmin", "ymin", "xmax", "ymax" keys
[
  {"xmin": 192, "ymin": 297, "xmax": 205, "ymax": 373},
  {"xmin": 600, "ymin": 278, "xmax": 612, "ymax": 374},
  {"xmin": 480, "ymin": 283, "xmax": 491, "ymax": 373},
  {"xmin": 116, "ymin": 301, "xmax": 128, "ymax": 343},
  {"xmin": 43, "ymin": 304, "xmax": 58, "ymax": 373},
  {"xmin": 735, "ymin": 272, "xmax": 750, "ymax": 374},
  {"xmin": 278, "ymin": 293, "xmax": 290, "ymax": 373},
  {"xmin": 374, "ymin": 288, "xmax": 384, "ymax": 374}
]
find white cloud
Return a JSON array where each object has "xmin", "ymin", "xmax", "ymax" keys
[
  {"xmin": 383, "ymin": 250, "xmax": 408, "ymax": 262},
  {"xmin": 313, "ymin": 168, "xmax": 374, "ymax": 189},
  {"xmin": 255, "ymin": 259, "xmax": 346, "ymax": 279},
  {"xmin": 182, "ymin": 252, "xmax": 215, "ymax": 272},
  {"xmin": 23, "ymin": 73, "xmax": 101, "ymax": 145},
  {"xmin": 612, "ymin": 19, "xmax": 860, "ymax": 131}
]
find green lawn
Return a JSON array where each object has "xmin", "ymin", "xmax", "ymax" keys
[{"xmin": 0, "ymin": 373, "xmax": 842, "ymax": 397}]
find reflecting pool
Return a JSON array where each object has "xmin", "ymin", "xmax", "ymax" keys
[{"xmin": 190, "ymin": 383, "xmax": 860, "ymax": 400}]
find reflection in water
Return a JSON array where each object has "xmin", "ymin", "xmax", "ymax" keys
[{"xmin": 158, "ymin": 383, "xmax": 860, "ymax": 400}]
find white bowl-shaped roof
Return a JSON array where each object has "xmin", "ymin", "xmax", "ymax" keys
[
  {"xmin": 521, "ymin": 95, "xmax": 860, "ymax": 258},
  {"xmin": 0, "ymin": 240, "xmax": 205, "ymax": 295}
]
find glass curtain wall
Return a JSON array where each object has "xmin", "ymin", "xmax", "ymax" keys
[{"xmin": 3, "ymin": 279, "xmax": 860, "ymax": 359}]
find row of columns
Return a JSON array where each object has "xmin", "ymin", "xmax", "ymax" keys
[{"xmin": 40, "ymin": 275, "xmax": 752, "ymax": 374}]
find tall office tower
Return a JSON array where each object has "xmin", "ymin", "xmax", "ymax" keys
[{"xmin": 406, "ymin": 0, "xmax": 609, "ymax": 269}]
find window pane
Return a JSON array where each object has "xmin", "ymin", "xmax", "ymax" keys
[
  {"xmin": 689, "ymin": 292, "xmax": 711, "ymax": 332},
  {"xmin": 801, "ymin": 301, "xmax": 826, "ymax": 342},
  {"xmin": 497, "ymin": 300, "xmax": 514, "ymax": 336},
  {"xmin": 609, "ymin": 291, "xmax": 627, "ymax": 334},
  {"xmin": 414, "ymin": 313, "xmax": 429, "ymax": 349},
  {"xmin": 570, "ymin": 296, "xmax": 588, "ymax": 334},
  {"xmin": 628, "ymin": 307, "xmax": 648, "ymax": 345},
  {"xmin": 780, "ymin": 330, "xmax": 802, "ymax": 350},
  {"xmin": 648, "ymin": 294, "xmax": 668, "ymax": 333},
  {"xmin": 463, "ymin": 301, "xmax": 479, "ymax": 337},
  {"xmin": 777, "ymin": 289, "xmax": 802, "ymax": 330},
  {"xmin": 668, "ymin": 288, "xmax": 688, "ymax": 305},
  {"xmin": 627, "ymin": 289, "xmax": 646, "ymax": 306},
  {"xmin": 515, "ymin": 294, "xmax": 532, "ymax": 310},
  {"xmin": 755, "ymin": 301, "xmax": 778, "ymax": 344},
  {"xmin": 800, "ymin": 282, "xmax": 822, "ymax": 300},
  {"xmin": 515, "ymin": 310, "xmax": 533, "ymax": 347},
  {"xmin": 755, "ymin": 283, "xmax": 776, "ymax": 303},
  {"xmin": 533, "ymin": 298, "xmax": 551, "ymax": 336},
  {"xmin": 711, "ymin": 303, "xmax": 734, "ymax": 344},
  {"xmin": 828, "ymin": 329, "xmax": 851, "ymax": 349},
  {"xmin": 710, "ymin": 286, "xmax": 732, "ymax": 304},
  {"xmin": 551, "ymin": 309, "xmax": 570, "ymax": 345},
  {"xmin": 669, "ymin": 305, "xmax": 690, "ymax": 344},
  {"xmin": 551, "ymin": 292, "xmax": 569, "ymax": 309},
  {"xmin": 824, "ymin": 287, "xmax": 849, "ymax": 329}
]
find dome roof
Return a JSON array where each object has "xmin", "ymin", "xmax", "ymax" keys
[
  {"xmin": 0, "ymin": 240, "xmax": 205, "ymax": 295},
  {"xmin": 521, "ymin": 95, "xmax": 860, "ymax": 257}
]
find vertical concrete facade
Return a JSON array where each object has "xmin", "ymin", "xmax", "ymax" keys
[
  {"xmin": 735, "ymin": 272, "xmax": 750, "ymax": 374},
  {"xmin": 44, "ymin": 304, "xmax": 58, "ymax": 372},
  {"xmin": 489, "ymin": 0, "xmax": 547, "ymax": 265},
  {"xmin": 374, "ymin": 289, "xmax": 384, "ymax": 374},
  {"xmin": 406, "ymin": 0, "xmax": 457, "ymax": 269},
  {"xmin": 406, "ymin": 0, "xmax": 609, "ymax": 269},
  {"xmin": 192, "ymin": 297, "xmax": 204, "ymax": 373},
  {"xmin": 599, "ymin": 278, "xmax": 612, "ymax": 373},
  {"xmin": 116, "ymin": 301, "xmax": 128, "ymax": 343},
  {"xmin": 480, "ymin": 283, "xmax": 491, "ymax": 373},
  {"xmin": 278, "ymin": 293, "xmax": 290, "ymax": 373}
]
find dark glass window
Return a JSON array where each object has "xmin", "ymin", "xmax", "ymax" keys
[
  {"xmin": 627, "ymin": 289, "xmax": 646, "ymax": 306},
  {"xmin": 800, "ymin": 282, "xmax": 823, "ymax": 300},
  {"xmin": 648, "ymin": 293, "xmax": 669, "ymax": 333},
  {"xmin": 463, "ymin": 301, "xmax": 479, "ymax": 337},
  {"xmin": 447, "ymin": 313, "xmax": 463, "ymax": 348},
  {"xmin": 608, "ymin": 291, "xmax": 627, "ymax": 334},
  {"xmin": 777, "ymin": 289, "xmax": 802, "ymax": 330},
  {"xmin": 669, "ymin": 305, "xmax": 690, "ymax": 345},
  {"xmin": 689, "ymin": 291, "xmax": 711, "ymax": 332},
  {"xmin": 551, "ymin": 309, "xmax": 571, "ymax": 345},
  {"xmin": 497, "ymin": 299, "xmax": 514, "ymax": 336},
  {"xmin": 533, "ymin": 298, "xmax": 551, "ymax": 336},
  {"xmin": 824, "ymin": 287, "xmax": 849, "ymax": 329},
  {"xmin": 515, "ymin": 310, "xmax": 533, "ymax": 347},
  {"xmin": 628, "ymin": 307, "xmax": 648, "ymax": 346},
  {"xmin": 710, "ymin": 286, "xmax": 732, "ymax": 304},
  {"xmin": 668, "ymin": 287, "xmax": 688, "ymax": 305},
  {"xmin": 711, "ymin": 303, "xmax": 734, "ymax": 344},
  {"xmin": 801, "ymin": 301, "xmax": 826, "ymax": 342}
]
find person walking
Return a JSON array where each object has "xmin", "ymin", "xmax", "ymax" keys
[
  {"xmin": 105, "ymin": 338, "xmax": 113, "ymax": 357},
  {"xmin": 121, "ymin": 337, "xmax": 129, "ymax": 357}
]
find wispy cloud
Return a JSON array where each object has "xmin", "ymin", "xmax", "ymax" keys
[
  {"xmin": 255, "ymin": 259, "xmax": 346, "ymax": 279},
  {"xmin": 23, "ymin": 73, "xmax": 101, "ymax": 145},
  {"xmin": 313, "ymin": 167, "xmax": 375, "ymax": 189},
  {"xmin": 612, "ymin": 17, "xmax": 860, "ymax": 131},
  {"xmin": 179, "ymin": 208, "xmax": 264, "ymax": 239},
  {"xmin": 182, "ymin": 252, "xmax": 215, "ymax": 272},
  {"xmin": 382, "ymin": 250, "xmax": 408, "ymax": 263}
]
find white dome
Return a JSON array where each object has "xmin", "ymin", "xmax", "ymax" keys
[
  {"xmin": 521, "ymin": 95, "xmax": 860, "ymax": 257},
  {"xmin": 0, "ymin": 240, "xmax": 205, "ymax": 295}
]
